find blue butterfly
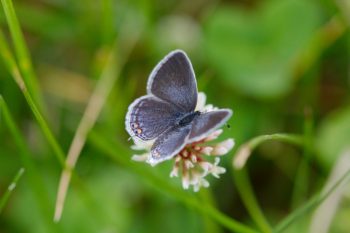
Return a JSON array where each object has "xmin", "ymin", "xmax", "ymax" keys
[{"xmin": 126, "ymin": 50, "xmax": 232, "ymax": 165}]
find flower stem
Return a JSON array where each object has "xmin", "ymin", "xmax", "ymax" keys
[
  {"xmin": 232, "ymin": 168, "xmax": 272, "ymax": 233},
  {"xmin": 233, "ymin": 134, "xmax": 304, "ymax": 169},
  {"xmin": 89, "ymin": 130, "xmax": 259, "ymax": 233},
  {"xmin": 232, "ymin": 133, "xmax": 304, "ymax": 232}
]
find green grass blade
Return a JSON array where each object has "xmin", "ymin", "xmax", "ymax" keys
[
  {"xmin": 0, "ymin": 95, "xmax": 52, "ymax": 213},
  {"xmin": 232, "ymin": 168, "xmax": 272, "ymax": 233},
  {"xmin": 0, "ymin": 30, "xmax": 65, "ymax": 166},
  {"xmin": 1, "ymin": 0, "xmax": 43, "ymax": 107},
  {"xmin": 274, "ymin": 165, "xmax": 350, "ymax": 232},
  {"xmin": 0, "ymin": 168, "xmax": 25, "ymax": 214},
  {"xmin": 89, "ymin": 130, "xmax": 259, "ymax": 233}
]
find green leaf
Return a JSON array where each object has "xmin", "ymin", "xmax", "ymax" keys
[{"xmin": 203, "ymin": 0, "xmax": 321, "ymax": 98}]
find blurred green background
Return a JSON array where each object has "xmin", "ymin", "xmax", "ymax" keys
[{"xmin": 1, "ymin": 0, "xmax": 350, "ymax": 232}]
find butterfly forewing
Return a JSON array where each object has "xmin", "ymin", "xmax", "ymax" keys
[
  {"xmin": 149, "ymin": 125, "xmax": 192, "ymax": 165},
  {"xmin": 126, "ymin": 96, "xmax": 181, "ymax": 141},
  {"xmin": 188, "ymin": 109, "xmax": 232, "ymax": 143},
  {"xmin": 147, "ymin": 50, "xmax": 198, "ymax": 112}
]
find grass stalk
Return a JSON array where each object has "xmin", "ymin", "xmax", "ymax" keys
[
  {"xmin": 0, "ymin": 168, "xmax": 25, "ymax": 214},
  {"xmin": 0, "ymin": 96, "xmax": 55, "ymax": 228},
  {"xmin": 1, "ymin": 0, "xmax": 43, "ymax": 107},
  {"xmin": 0, "ymin": 30, "xmax": 65, "ymax": 166},
  {"xmin": 54, "ymin": 18, "xmax": 142, "ymax": 222}
]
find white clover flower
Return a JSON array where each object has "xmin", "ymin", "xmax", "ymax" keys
[{"xmin": 131, "ymin": 92, "xmax": 234, "ymax": 191}]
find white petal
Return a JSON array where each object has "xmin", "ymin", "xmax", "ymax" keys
[
  {"xmin": 131, "ymin": 153, "xmax": 149, "ymax": 162},
  {"xmin": 211, "ymin": 166, "xmax": 226, "ymax": 178},
  {"xmin": 211, "ymin": 139, "xmax": 235, "ymax": 155},
  {"xmin": 200, "ymin": 146, "xmax": 213, "ymax": 155},
  {"xmin": 193, "ymin": 177, "xmax": 210, "ymax": 192},
  {"xmin": 221, "ymin": 139, "xmax": 235, "ymax": 150},
  {"xmin": 131, "ymin": 138, "xmax": 155, "ymax": 150},
  {"xmin": 210, "ymin": 158, "xmax": 226, "ymax": 178},
  {"xmin": 214, "ymin": 157, "xmax": 221, "ymax": 166},
  {"xmin": 191, "ymin": 154, "xmax": 197, "ymax": 163},
  {"xmin": 199, "ymin": 161, "xmax": 212, "ymax": 174},
  {"xmin": 182, "ymin": 173, "xmax": 190, "ymax": 189},
  {"xmin": 203, "ymin": 104, "xmax": 218, "ymax": 112},
  {"xmin": 204, "ymin": 129, "xmax": 223, "ymax": 142},
  {"xmin": 195, "ymin": 92, "xmax": 207, "ymax": 111},
  {"xmin": 170, "ymin": 166, "xmax": 179, "ymax": 177},
  {"xmin": 211, "ymin": 146, "xmax": 228, "ymax": 155},
  {"xmin": 184, "ymin": 160, "xmax": 194, "ymax": 169}
]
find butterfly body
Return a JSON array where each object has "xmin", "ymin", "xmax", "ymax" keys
[
  {"xmin": 126, "ymin": 50, "xmax": 232, "ymax": 165},
  {"xmin": 177, "ymin": 111, "xmax": 201, "ymax": 127}
]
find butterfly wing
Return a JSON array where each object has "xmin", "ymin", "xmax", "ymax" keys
[
  {"xmin": 188, "ymin": 109, "xmax": 232, "ymax": 143},
  {"xmin": 125, "ymin": 95, "xmax": 181, "ymax": 141},
  {"xmin": 147, "ymin": 50, "xmax": 198, "ymax": 112},
  {"xmin": 148, "ymin": 125, "xmax": 192, "ymax": 165}
]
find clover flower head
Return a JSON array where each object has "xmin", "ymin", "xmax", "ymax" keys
[{"xmin": 131, "ymin": 92, "xmax": 234, "ymax": 191}]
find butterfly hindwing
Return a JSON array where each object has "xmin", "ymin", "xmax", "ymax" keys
[
  {"xmin": 188, "ymin": 109, "xmax": 232, "ymax": 143},
  {"xmin": 125, "ymin": 95, "xmax": 181, "ymax": 141},
  {"xmin": 148, "ymin": 125, "xmax": 192, "ymax": 165}
]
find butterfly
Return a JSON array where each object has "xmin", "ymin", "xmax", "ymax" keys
[{"xmin": 125, "ymin": 50, "xmax": 232, "ymax": 165}]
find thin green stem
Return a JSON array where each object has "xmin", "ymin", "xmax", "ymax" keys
[
  {"xmin": 0, "ymin": 168, "xmax": 25, "ymax": 214},
  {"xmin": 0, "ymin": 96, "xmax": 60, "ymax": 231},
  {"xmin": 199, "ymin": 189, "xmax": 222, "ymax": 233},
  {"xmin": 232, "ymin": 133, "xmax": 305, "ymax": 232},
  {"xmin": 233, "ymin": 133, "xmax": 304, "ymax": 169},
  {"xmin": 0, "ymin": 30, "xmax": 65, "ymax": 166},
  {"xmin": 233, "ymin": 168, "xmax": 272, "ymax": 233},
  {"xmin": 248, "ymin": 134, "xmax": 304, "ymax": 150},
  {"xmin": 1, "ymin": 0, "xmax": 43, "ymax": 107},
  {"xmin": 89, "ymin": 130, "xmax": 259, "ymax": 233},
  {"xmin": 274, "ymin": 166, "xmax": 350, "ymax": 232}
]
